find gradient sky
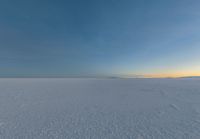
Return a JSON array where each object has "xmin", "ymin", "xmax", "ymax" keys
[{"xmin": 1, "ymin": 0, "xmax": 200, "ymax": 77}]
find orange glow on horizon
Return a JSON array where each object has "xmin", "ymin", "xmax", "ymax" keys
[
  {"xmin": 142, "ymin": 72, "xmax": 200, "ymax": 78},
  {"xmin": 143, "ymin": 74, "xmax": 200, "ymax": 78},
  {"xmin": 126, "ymin": 70, "xmax": 200, "ymax": 78}
]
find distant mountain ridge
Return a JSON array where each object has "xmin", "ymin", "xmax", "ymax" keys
[{"xmin": 180, "ymin": 76, "xmax": 200, "ymax": 79}]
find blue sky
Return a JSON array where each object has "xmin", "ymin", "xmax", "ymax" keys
[{"xmin": 1, "ymin": 0, "xmax": 200, "ymax": 77}]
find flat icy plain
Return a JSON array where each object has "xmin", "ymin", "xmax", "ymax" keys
[{"xmin": 0, "ymin": 78, "xmax": 200, "ymax": 139}]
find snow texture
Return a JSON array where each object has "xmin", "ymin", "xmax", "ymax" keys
[{"xmin": 0, "ymin": 78, "xmax": 200, "ymax": 139}]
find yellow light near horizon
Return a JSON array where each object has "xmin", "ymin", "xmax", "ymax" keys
[
  {"xmin": 126, "ymin": 65, "xmax": 200, "ymax": 78},
  {"xmin": 143, "ymin": 72, "xmax": 200, "ymax": 78},
  {"xmin": 125, "ymin": 70, "xmax": 199, "ymax": 78}
]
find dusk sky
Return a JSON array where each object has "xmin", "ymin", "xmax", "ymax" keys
[{"xmin": 1, "ymin": 0, "xmax": 200, "ymax": 77}]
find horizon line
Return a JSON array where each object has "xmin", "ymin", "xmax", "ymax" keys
[{"xmin": 0, "ymin": 75, "xmax": 199, "ymax": 79}]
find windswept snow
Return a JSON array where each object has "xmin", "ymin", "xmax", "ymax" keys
[{"xmin": 0, "ymin": 78, "xmax": 200, "ymax": 138}]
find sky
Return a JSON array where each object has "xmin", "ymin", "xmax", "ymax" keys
[{"xmin": 1, "ymin": 0, "xmax": 200, "ymax": 77}]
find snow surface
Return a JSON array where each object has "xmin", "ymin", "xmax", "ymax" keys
[{"xmin": 0, "ymin": 78, "xmax": 200, "ymax": 139}]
